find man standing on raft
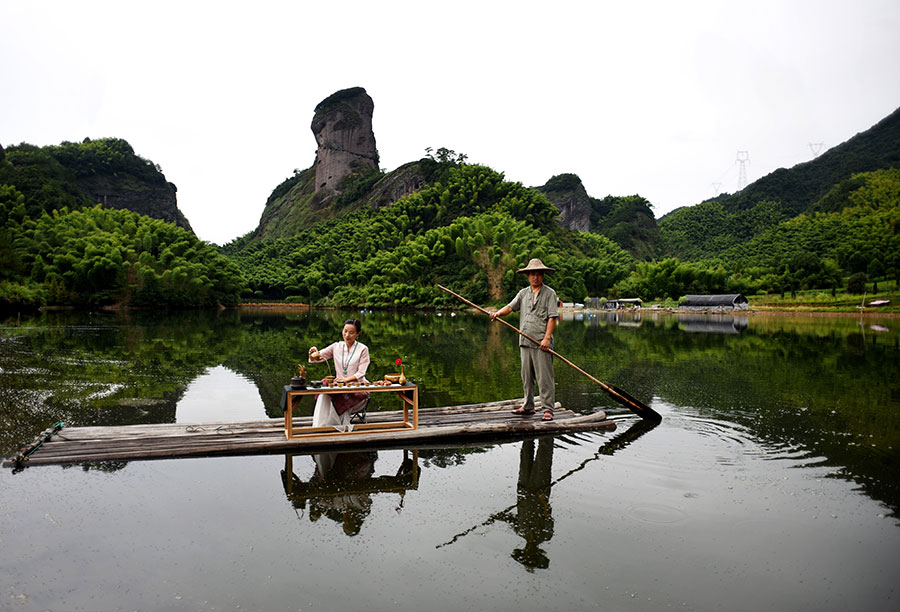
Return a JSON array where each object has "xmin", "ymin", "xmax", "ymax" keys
[{"xmin": 491, "ymin": 258, "xmax": 560, "ymax": 421}]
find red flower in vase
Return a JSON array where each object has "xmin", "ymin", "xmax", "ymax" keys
[{"xmin": 394, "ymin": 357, "xmax": 407, "ymax": 384}]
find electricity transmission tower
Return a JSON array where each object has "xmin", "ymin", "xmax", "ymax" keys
[
  {"xmin": 736, "ymin": 151, "xmax": 750, "ymax": 190},
  {"xmin": 809, "ymin": 142, "xmax": 825, "ymax": 157}
]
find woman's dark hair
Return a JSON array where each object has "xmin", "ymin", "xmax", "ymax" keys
[{"xmin": 343, "ymin": 318, "xmax": 362, "ymax": 334}]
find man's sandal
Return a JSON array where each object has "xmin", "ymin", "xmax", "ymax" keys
[
  {"xmin": 511, "ymin": 407, "xmax": 535, "ymax": 416},
  {"xmin": 542, "ymin": 410, "xmax": 554, "ymax": 421}
]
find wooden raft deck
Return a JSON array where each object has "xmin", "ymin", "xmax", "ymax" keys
[{"xmin": 5, "ymin": 399, "xmax": 616, "ymax": 468}]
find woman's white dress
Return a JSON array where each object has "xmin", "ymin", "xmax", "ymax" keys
[{"xmin": 309, "ymin": 340, "xmax": 370, "ymax": 430}]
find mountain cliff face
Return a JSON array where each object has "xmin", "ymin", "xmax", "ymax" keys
[
  {"xmin": 536, "ymin": 173, "xmax": 592, "ymax": 231},
  {"xmin": 75, "ymin": 173, "xmax": 192, "ymax": 232},
  {"xmin": 363, "ymin": 161, "xmax": 428, "ymax": 208},
  {"xmin": 311, "ymin": 87, "xmax": 379, "ymax": 197}
]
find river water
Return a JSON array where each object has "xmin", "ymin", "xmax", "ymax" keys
[{"xmin": 1, "ymin": 309, "xmax": 898, "ymax": 611}]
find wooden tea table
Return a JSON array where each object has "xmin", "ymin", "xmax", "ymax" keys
[{"xmin": 283, "ymin": 383, "xmax": 418, "ymax": 439}]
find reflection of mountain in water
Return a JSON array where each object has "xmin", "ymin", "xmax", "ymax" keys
[
  {"xmin": 678, "ymin": 314, "xmax": 748, "ymax": 334},
  {"xmin": 281, "ymin": 450, "xmax": 418, "ymax": 536}
]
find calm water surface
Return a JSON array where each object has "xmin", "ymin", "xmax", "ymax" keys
[{"xmin": 1, "ymin": 309, "xmax": 898, "ymax": 612}]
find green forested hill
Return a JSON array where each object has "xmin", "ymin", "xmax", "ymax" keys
[
  {"xmin": 536, "ymin": 173, "xmax": 662, "ymax": 259},
  {"xmin": 0, "ymin": 138, "xmax": 193, "ymax": 231},
  {"xmin": 659, "ymin": 106, "xmax": 900, "ymax": 262},
  {"xmin": 0, "ymin": 140, "xmax": 242, "ymax": 309},
  {"xmin": 589, "ymin": 194, "xmax": 660, "ymax": 260},
  {"xmin": 234, "ymin": 156, "xmax": 666, "ymax": 309},
  {"xmin": 613, "ymin": 168, "xmax": 899, "ymax": 299},
  {"xmin": 722, "ymin": 168, "xmax": 900, "ymax": 277},
  {"xmin": 230, "ymin": 107, "xmax": 900, "ymax": 307},
  {"xmin": 225, "ymin": 163, "xmax": 635, "ymax": 306}
]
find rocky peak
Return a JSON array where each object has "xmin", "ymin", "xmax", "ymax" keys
[
  {"xmin": 536, "ymin": 173, "xmax": 592, "ymax": 232},
  {"xmin": 311, "ymin": 87, "xmax": 379, "ymax": 196}
]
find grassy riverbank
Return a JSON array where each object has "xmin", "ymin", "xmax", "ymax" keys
[{"xmin": 745, "ymin": 280, "xmax": 898, "ymax": 313}]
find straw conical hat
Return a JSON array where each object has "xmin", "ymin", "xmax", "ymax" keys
[{"xmin": 516, "ymin": 258, "xmax": 555, "ymax": 273}]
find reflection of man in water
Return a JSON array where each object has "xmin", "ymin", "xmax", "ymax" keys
[
  {"xmin": 431, "ymin": 438, "xmax": 557, "ymax": 565},
  {"xmin": 308, "ymin": 451, "xmax": 377, "ymax": 536},
  {"xmin": 508, "ymin": 437, "xmax": 555, "ymax": 570}
]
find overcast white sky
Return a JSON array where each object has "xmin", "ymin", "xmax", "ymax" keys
[{"xmin": 2, "ymin": 0, "xmax": 899, "ymax": 244}]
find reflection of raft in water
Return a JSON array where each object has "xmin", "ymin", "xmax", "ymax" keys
[
  {"xmin": 281, "ymin": 450, "xmax": 419, "ymax": 536},
  {"xmin": 5, "ymin": 399, "xmax": 616, "ymax": 468}
]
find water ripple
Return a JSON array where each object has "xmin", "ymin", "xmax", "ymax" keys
[{"xmin": 627, "ymin": 502, "xmax": 688, "ymax": 524}]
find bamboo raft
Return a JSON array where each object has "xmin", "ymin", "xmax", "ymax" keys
[{"xmin": 5, "ymin": 399, "xmax": 616, "ymax": 469}]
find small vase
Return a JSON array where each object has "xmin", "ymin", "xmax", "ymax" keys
[{"xmin": 398, "ymin": 365, "xmax": 407, "ymax": 385}]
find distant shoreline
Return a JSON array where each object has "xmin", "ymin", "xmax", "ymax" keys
[
  {"xmin": 234, "ymin": 302, "xmax": 899, "ymax": 318},
  {"xmin": 238, "ymin": 302, "xmax": 310, "ymax": 309},
  {"xmin": 561, "ymin": 306, "xmax": 900, "ymax": 318}
]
